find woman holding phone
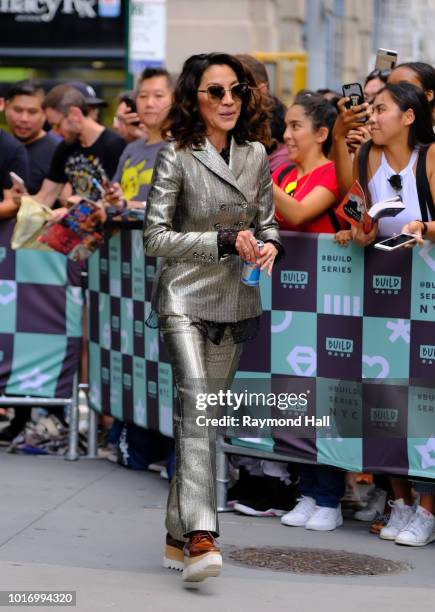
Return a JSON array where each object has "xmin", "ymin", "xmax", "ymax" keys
[
  {"xmin": 144, "ymin": 53, "xmax": 281, "ymax": 582},
  {"xmin": 333, "ymin": 81, "xmax": 435, "ymax": 547},
  {"xmin": 333, "ymin": 82, "xmax": 435, "ymax": 243}
]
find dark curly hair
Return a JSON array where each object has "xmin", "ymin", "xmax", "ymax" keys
[{"xmin": 163, "ymin": 52, "xmax": 271, "ymax": 149}]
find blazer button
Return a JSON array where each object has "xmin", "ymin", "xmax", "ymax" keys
[
  {"xmin": 238, "ymin": 221, "xmax": 244, "ymax": 228},
  {"xmin": 220, "ymin": 204, "xmax": 227, "ymax": 211},
  {"xmin": 241, "ymin": 202, "xmax": 248, "ymax": 209},
  {"xmin": 214, "ymin": 223, "xmax": 222, "ymax": 230},
  {"xmin": 193, "ymin": 252, "xmax": 198, "ymax": 258}
]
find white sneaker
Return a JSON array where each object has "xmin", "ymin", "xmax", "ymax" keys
[
  {"xmin": 281, "ymin": 496, "xmax": 316, "ymax": 527},
  {"xmin": 354, "ymin": 488, "xmax": 387, "ymax": 522},
  {"xmin": 395, "ymin": 506, "xmax": 435, "ymax": 547},
  {"xmin": 305, "ymin": 505, "xmax": 343, "ymax": 531},
  {"xmin": 379, "ymin": 499, "xmax": 415, "ymax": 540}
]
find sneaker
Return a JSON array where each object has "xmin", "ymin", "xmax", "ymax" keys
[
  {"xmin": 281, "ymin": 496, "xmax": 316, "ymax": 527},
  {"xmin": 395, "ymin": 506, "xmax": 435, "ymax": 547},
  {"xmin": 234, "ymin": 498, "xmax": 287, "ymax": 517},
  {"xmin": 227, "ymin": 469, "xmax": 266, "ymax": 508},
  {"xmin": 354, "ymin": 488, "xmax": 387, "ymax": 522},
  {"xmin": 341, "ymin": 485, "xmax": 364, "ymax": 510},
  {"xmin": 379, "ymin": 499, "xmax": 415, "ymax": 541},
  {"xmin": 370, "ymin": 513, "xmax": 391, "ymax": 534},
  {"xmin": 163, "ymin": 533, "xmax": 185, "ymax": 571},
  {"xmin": 182, "ymin": 531, "xmax": 222, "ymax": 582},
  {"xmin": 234, "ymin": 475, "xmax": 296, "ymax": 517},
  {"xmin": 305, "ymin": 505, "xmax": 343, "ymax": 531}
]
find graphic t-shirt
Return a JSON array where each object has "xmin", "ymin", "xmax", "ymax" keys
[
  {"xmin": 272, "ymin": 161, "xmax": 345, "ymax": 233},
  {"xmin": 112, "ymin": 139, "xmax": 166, "ymax": 201},
  {"xmin": 0, "ymin": 129, "xmax": 29, "ymax": 195},
  {"xmin": 48, "ymin": 128, "xmax": 126, "ymax": 200},
  {"xmin": 26, "ymin": 132, "xmax": 60, "ymax": 194}
]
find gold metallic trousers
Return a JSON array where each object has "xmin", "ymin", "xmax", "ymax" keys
[{"xmin": 159, "ymin": 315, "xmax": 242, "ymax": 541}]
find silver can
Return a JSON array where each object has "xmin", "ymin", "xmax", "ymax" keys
[{"xmin": 241, "ymin": 240, "xmax": 264, "ymax": 286}]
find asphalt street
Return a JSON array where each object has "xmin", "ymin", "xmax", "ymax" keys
[{"xmin": 1, "ymin": 449, "xmax": 434, "ymax": 612}]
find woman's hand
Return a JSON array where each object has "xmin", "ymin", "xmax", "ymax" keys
[
  {"xmin": 47, "ymin": 207, "xmax": 68, "ymax": 225},
  {"xmin": 257, "ymin": 242, "xmax": 278, "ymax": 276},
  {"xmin": 333, "ymin": 97, "xmax": 371, "ymax": 141},
  {"xmin": 103, "ymin": 181, "xmax": 124, "ymax": 208},
  {"xmin": 345, "ymin": 126, "xmax": 371, "ymax": 154},
  {"xmin": 351, "ymin": 220, "xmax": 378, "ymax": 246},
  {"xmin": 401, "ymin": 220, "xmax": 425, "ymax": 247},
  {"xmin": 334, "ymin": 229, "xmax": 353, "ymax": 247},
  {"xmin": 235, "ymin": 230, "xmax": 261, "ymax": 262}
]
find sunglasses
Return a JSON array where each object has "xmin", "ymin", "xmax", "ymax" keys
[{"xmin": 197, "ymin": 83, "xmax": 250, "ymax": 103}]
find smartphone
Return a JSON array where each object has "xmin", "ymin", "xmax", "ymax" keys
[
  {"xmin": 123, "ymin": 95, "xmax": 140, "ymax": 127},
  {"xmin": 375, "ymin": 48, "xmax": 398, "ymax": 71},
  {"xmin": 9, "ymin": 171, "xmax": 25, "ymax": 187},
  {"xmin": 342, "ymin": 83, "xmax": 367, "ymax": 122},
  {"xmin": 374, "ymin": 233, "xmax": 416, "ymax": 251}
]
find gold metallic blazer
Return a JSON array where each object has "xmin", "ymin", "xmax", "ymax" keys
[{"xmin": 143, "ymin": 137, "xmax": 281, "ymax": 322}]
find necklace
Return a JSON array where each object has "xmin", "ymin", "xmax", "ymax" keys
[{"xmin": 285, "ymin": 162, "xmax": 331, "ymax": 196}]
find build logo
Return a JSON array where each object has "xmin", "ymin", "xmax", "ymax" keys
[
  {"xmin": 281, "ymin": 270, "xmax": 308, "ymax": 289},
  {"xmin": 419, "ymin": 345, "xmax": 435, "ymax": 365},
  {"xmin": 370, "ymin": 408, "xmax": 399, "ymax": 429},
  {"xmin": 123, "ymin": 373, "xmax": 132, "ymax": 390},
  {"xmin": 373, "ymin": 275, "xmax": 401, "ymax": 295},
  {"xmin": 148, "ymin": 380, "xmax": 157, "ymax": 397},
  {"xmin": 326, "ymin": 337, "xmax": 353, "ymax": 358},
  {"xmin": 134, "ymin": 321, "xmax": 143, "ymax": 338}
]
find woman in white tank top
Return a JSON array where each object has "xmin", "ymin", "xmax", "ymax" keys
[
  {"xmin": 336, "ymin": 82, "xmax": 435, "ymax": 546},
  {"xmin": 351, "ymin": 82, "xmax": 435, "ymax": 243}
]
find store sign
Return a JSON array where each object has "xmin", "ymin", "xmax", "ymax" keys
[
  {"xmin": 128, "ymin": 0, "xmax": 166, "ymax": 72},
  {"xmin": 0, "ymin": 0, "xmax": 124, "ymax": 51},
  {"xmin": 0, "ymin": 0, "xmax": 99, "ymax": 23}
]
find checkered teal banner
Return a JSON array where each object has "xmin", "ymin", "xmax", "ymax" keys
[
  {"xmin": 0, "ymin": 219, "xmax": 82, "ymax": 398},
  {"xmin": 87, "ymin": 230, "xmax": 435, "ymax": 479}
]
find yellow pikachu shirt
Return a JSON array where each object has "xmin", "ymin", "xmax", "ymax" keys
[{"xmin": 112, "ymin": 139, "xmax": 166, "ymax": 202}]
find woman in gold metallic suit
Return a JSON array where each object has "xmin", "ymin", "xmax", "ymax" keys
[{"xmin": 144, "ymin": 52, "xmax": 281, "ymax": 582}]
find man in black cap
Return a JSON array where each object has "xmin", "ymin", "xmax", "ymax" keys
[{"xmin": 68, "ymin": 81, "xmax": 108, "ymax": 122}]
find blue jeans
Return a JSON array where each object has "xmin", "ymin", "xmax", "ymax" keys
[{"xmin": 298, "ymin": 464, "xmax": 346, "ymax": 508}]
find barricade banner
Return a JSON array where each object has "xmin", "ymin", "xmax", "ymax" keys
[
  {"xmin": 88, "ymin": 230, "xmax": 435, "ymax": 479},
  {"xmin": 0, "ymin": 219, "xmax": 82, "ymax": 398}
]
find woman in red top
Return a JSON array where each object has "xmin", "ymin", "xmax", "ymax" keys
[
  {"xmin": 274, "ymin": 91, "xmax": 348, "ymax": 532},
  {"xmin": 272, "ymin": 90, "xmax": 347, "ymax": 235}
]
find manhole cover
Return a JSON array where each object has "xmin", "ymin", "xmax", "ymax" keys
[{"xmin": 225, "ymin": 546, "xmax": 410, "ymax": 576}]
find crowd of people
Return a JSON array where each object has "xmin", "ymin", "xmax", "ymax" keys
[{"xmin": 1, "ymin": 51, "xmax": 435, "ymax": 584}]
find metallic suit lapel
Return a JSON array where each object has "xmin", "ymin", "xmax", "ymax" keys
[
  {"xmin": 229, "ymin": 137, "xmax": 250, "ymax": 183},
  {"xmin": 192, "ymin": 138, "xmax": 249, "ymax": 200}
]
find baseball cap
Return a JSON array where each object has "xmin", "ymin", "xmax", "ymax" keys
[{"xmin": 67, "ymin": 81, "xmax": 107, "ymax": 108}]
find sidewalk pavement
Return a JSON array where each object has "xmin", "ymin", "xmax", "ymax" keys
[{"xmin": 1, "ymin": 448, "xmax": 434, "ymax": 612}]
